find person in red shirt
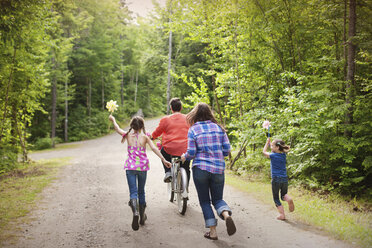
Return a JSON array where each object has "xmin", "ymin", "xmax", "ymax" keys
[{"xmin": 151, "ymin": 98, "xmax": 190, "ymax": 183}]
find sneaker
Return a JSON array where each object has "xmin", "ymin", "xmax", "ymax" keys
[{"xmin": 163, "ymin": 172, "xmax": 172, "ymax": 183}]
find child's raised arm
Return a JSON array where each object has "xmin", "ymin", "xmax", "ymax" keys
[
  {"xmin": 263, "ymin": 138, "xmax": 271, "ymax": 158},
  {"xmin": 145, "ymin": 136, "xmax": 172, "ymax": 168},
  {"xmin": 109, "ymin": 115, "xmax": 125, "ymax": 136}
]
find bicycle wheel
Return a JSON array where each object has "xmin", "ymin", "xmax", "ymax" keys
[
  {"xmin": 168, "ymin": 181, "xmax": 174, "ymax": 202},
  {"xmin": 176, "ymin": 168, "xmax": 188, "ymax": 215}
]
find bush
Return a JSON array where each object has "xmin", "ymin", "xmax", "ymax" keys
[
  {"xmin": 33, "ymin": 137, "xmax": 53, "ymax": 150},
  {"xmin": 0, "ymin": 148, "xmax": 18, "ymax": 174}
]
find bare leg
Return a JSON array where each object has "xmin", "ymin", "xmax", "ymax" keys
[
  {"xmin": 209, "ymin": 226, "xmax": 217, "ymax": 238},
  {"xmin": 276, "ymin": 205, "xmax": 286, "ymax": 220},
  {"xmin": 283, "ymin": 194, "xmax": 295, "ymax": 212},
  {"xmin": 222, "ymin": 210, "xmax": 230, "ymax": 220}
]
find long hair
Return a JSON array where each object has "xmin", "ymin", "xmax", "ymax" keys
[
  {"xmin": 272, "ymin": 139, "xmax": 290, "ymax": 153},
  {"xmin": 186, "ymin": 102, "xmax": 226, "ymax": 132},
  {"xmin": 121, "ymin": 116, "xmax": 146, "ymax": 143}
]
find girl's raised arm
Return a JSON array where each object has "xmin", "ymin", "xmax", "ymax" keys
[
  {"xmin": 145, "ymin": 136, "xmax": 172, "ymax": 168},
  {"xmin": 263, "ymin": 138, "xmax": 271, "ymax": 158},
  {"xmin": 109, "ymin": 115, "xmax": 125, "ymax": 136}
]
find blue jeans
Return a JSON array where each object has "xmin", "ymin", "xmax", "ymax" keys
[
  {"xmin": 126, "ymin": 170, "xmax": 147, "ymax": 205},
  {"xmin": 192, "ymin": 166, "xmax": 232, "ymax": 228},
  {"xmin": 271, "ymin": 176, "xmax": 288, "ymax": 206}
]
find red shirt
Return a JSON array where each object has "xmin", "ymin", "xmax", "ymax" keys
[{"xmin": 151, "ymin": 113, "xmax": 189, "ymax": 156}]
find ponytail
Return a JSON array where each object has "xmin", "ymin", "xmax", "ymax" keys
[
  {"xmin": 273, "ymin": 139, "xmax": 290, "ymax": 153},
  {"xmin": 121, "ymin": 127, "xmax": 132, "ymax": 143},
  {"xmin": 143, "ymin": 126, "xmax": 147, "ymax": 136}
]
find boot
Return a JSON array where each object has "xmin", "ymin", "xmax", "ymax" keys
[
  {"xmin": 139, "ymin": 204, "xmax": 147, "ymax": 225},
  {"xmin": 128, "ymin": 198, "xmax": 139, "ymax": 230},
  {"xmin": 276, "ymin": 205, "xmax": 286, "ymax": 220}
]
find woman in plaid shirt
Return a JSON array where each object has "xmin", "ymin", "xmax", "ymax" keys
[{"xmin": 181, "ymin": 103, "xmax": 236, "ymax": 240}]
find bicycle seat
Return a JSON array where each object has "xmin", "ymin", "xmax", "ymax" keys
[{"xmin": 171, "ymin": 156, "xmax": 181, "ymax": 163}]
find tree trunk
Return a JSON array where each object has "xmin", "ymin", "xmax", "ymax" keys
[
  {"xmin": 285, "ymin": 0, "xmax": 296, "ymax": 71},
  {"xmin": 87, "ymin": 78, "xmax": 91, "ymax": 117},
  {"xmin": 64, "ymin": 78, "xmax": 68, "ymax": 142},
  {"xmin": 254, "ymin": 0, "xmax": 285, "ymax": 72},
  {"xmin": 51, "ymin": 56, "xmax": 57, "ymax": 148},
  {"xmin": 101, "ymin": 71, "xmax": 105, "ymax": 110},
  {"xmin": 234, "ymin": 15, "xmax": 243, "ymax": 117},
  {"xmin": 230, "ymin": 139, "xmax": 248, "ymax": 170},
  {"xmin": 134, "ymin": 69, "xmax": 138, "ymax": 104},
  {"xmin": 0, "ymin": 47, "xmax": 17, "ymax": 142},
  {"xmin": 121, "ymin": 68, "xmax": 124, "ymax": 106},
  {"xmin": 343, "ymin": 0, "xmax": 348, "ymax": 80},
  {"xmin": 13, "ymin": 106, "xmax": 27, "ymax": 162},
  {"xmin": 345, "ymin": 0, "xmax": 356, "ymax": 137},
  {"xmin": 211, "ymin": 75, "xmax": 224, "ymax": 126},
  {"xmin": 166, "ymin": 28, "xmax": 173, "ymax": 114}
]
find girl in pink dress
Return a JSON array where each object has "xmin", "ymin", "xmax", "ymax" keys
[{"xmin": 109, "ymin": 115, "xmax": 171, "ymax": 231}]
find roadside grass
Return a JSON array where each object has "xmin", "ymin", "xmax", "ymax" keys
[
  {"xmin": 226, "ymin": 172, "xmax": 372, "ymax": 248},
  {"xmin": 29, "ymin": 143, "xmax": 81, "ymax": 153},
  {"xmin": 0, "ymin": 158, "xmax": 71, "ymax": 244}
]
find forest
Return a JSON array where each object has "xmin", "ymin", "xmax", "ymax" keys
[{"xmin": 0, "ymin": 0, "xmax": 371, "ymax": 197}]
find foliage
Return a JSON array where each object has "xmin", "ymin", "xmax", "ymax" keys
[
  {"xmin": 158, "ymin": 0, "xmax": 372, "ymax": 196},
  {"xmin": 0, "ymin": 0, "xmax": 371, "ymax": 197}
]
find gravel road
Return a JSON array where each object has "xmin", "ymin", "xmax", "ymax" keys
[{"xmin": 3, "ymin": 118, "xmax": 352, "ymax": 248}]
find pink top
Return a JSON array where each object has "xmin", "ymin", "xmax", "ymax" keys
[{"xmin": 123, "ymin": 133, "xmax": 149, "ymax": 171}]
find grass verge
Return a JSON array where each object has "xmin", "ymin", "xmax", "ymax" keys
[
  {"xmin": 0, "ymin": 158, "xmax": 72, "ymax": 244},
  {"xmin": 29, "ymin": 143, "xmax": 81, "ymax": 153},
  {"xmin": 226, "ymin": 172, "xmax": 372, "ymax": 248}
]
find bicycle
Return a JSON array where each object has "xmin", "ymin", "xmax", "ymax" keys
[{"xmin": 167, "ymin": 156, "xmax": 188, "ymax": 215}]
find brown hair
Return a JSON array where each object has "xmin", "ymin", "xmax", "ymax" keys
[
  {"xmin": 272, "ymin": 139, "xmax": 290, "ymax": 153},
  {"xmin": 121, "ymin": 116, "xmax": 146, "ymax": 143},
  {"xmin": 186, "ymin": 102, "xmax": 226, "ymax": 132},
  {"xmin": 169, "ymin": 98, "xmax": 182, "ymax": 112}
]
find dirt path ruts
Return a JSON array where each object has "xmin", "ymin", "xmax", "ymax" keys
[{"xmin": 3, "ymin": 118, "xmax": 352, "ymax": 248}]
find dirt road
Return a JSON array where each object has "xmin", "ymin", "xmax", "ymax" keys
[{"xmin": 4, "ymin": 118, "xmax": 351, "ymax": 248}]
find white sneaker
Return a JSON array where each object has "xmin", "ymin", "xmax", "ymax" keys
[{"xmin": 163, "ymin": 172, "xmax": 172, "ymax": 183}]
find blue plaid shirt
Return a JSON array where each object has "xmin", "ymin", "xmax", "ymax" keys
[{"xmin": 184, "ymin": 120, "xmax": 230, "ymax": 174}]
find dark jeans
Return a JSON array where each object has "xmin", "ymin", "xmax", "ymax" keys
[
  {"xmin": 192, "ymin": 166, "xmax": 231, "ymax": 227},
  {"xmin": 271, "ymin": 176, "xmax": 288, "ymax": 207},
  {"xmin": 126, "ymin": 170, "xmax": 147, "ymax": 205},
  {"xmin": 160, "ymin": 147, "xmax": 190, "ymax": 183}
]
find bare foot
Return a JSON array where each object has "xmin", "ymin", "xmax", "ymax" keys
[
  {"xmin": 288, "ymin": 199, "xmax": 295, "ymax": 212},
  {"xmin": 284, "ymin": 195, "xmax": 295, "ymax": 212},
  {"xmin": 277, "ymin": 214, "xmax": 286, "ymax": 220},
  {"xmin": 208, "ymin": 226, "xmax": 218, "ymax": 240}
]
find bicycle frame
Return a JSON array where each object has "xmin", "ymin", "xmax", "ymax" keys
[{"xmin": 168, "ymin": 156, "xmax": 188, "ymax": 215}]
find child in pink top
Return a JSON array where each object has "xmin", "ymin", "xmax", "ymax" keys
[{"xmin": 109, "ymin": 115, "xmax": 171, "ymax": 231}]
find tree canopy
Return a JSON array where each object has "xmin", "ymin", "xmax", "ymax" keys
[{"xmin": 0, "ymin": 0, "xmax": 371, "ymax": 196}]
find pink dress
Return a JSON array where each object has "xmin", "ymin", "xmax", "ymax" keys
[{"xmin": 124, "ymin": 133, "xmax": 149, "ymax": 171}]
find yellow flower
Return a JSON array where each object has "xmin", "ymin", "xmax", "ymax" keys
[{"xmin": 106, "ymin": 100, "xmax": 119, "ymax": 113}]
